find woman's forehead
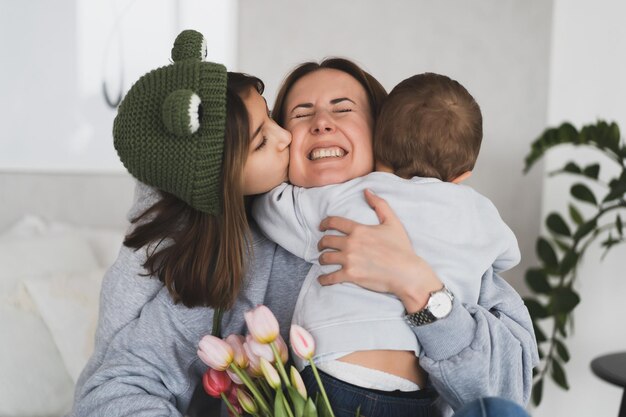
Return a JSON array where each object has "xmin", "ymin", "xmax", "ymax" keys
[{"xmin": 287, "ymin": 68, "xmax": 367, "ymax": 103}]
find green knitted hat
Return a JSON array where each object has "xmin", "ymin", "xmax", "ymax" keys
[{"xmin": 114, "ymin": 29, "xmax": 227, "ymax": 215}]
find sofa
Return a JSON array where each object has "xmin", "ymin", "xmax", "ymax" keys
[{"xmin": 0, "ymin": 172, "xmax": 133, "ymax": 417}]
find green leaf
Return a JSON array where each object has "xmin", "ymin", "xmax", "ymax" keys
[
  {"xmin": 618, "ymin": 215, "xmax": 623, "ymax": 237},
  {"xmin": 601, "ymin": 233, "xmax": 616, "ymax": 248},
  {"xmin": 287, "ymin": 386, "xmax": 306, "ymax": 417},
  {"xmin": 537, "ymin": 238, "xmax": 559, "ymax": 269},
  {"xmin": 604, "ymin": 175, "xmax": 626, "ymax": 203},
  {"xmin": 558, "ymin": 122, "xmax": 579, "ymax": 143},
  {"xmin": 303, "ymin": 397, "xmax": 318, "ymax": 417},
  {"xmin": 550, "ymin": 288, "xmax": 581, "ymax": 315},
  {"xmin": 526, "ymin": 268, "xmax": 551, "ymax": 294},
  {"xmin": 551, "ymin": 359, "xmax": 570, "ymax": 390},
  {"xmin": 274, "ymin": 389, "xmax": 289, "ymax": 417},
  {"xmin": 555, "ymin": 339, "xmax": 570, "ymax": 363},
  {"xmin": 609, "ymin": 122, "xmax": 621, "ymax": 152},
  {"xmin": 315, "ymin": 393, "xmax": 333, "ymax": 417},
  {"xmin": 563, "ymin": 162, "xmax": 582, "ymax": 174},
  {"xmin": 573, "ymin": 219, "xmax": 597, "ymax": 241},
  {"xmin": 554, "ymin": 239, "xmax": 571, "ymax": 252},
  {"xmin": 559, "ymin": 250, "xmax": 579, "ymax": 275},
  {"xmin": 569, "ymin": 204, "xmax": 584, "ymax": 226},
  {"xmin": 524, "ymin": 298, "xmax": 549, "ymax": 319},
  {"xmin": 532, "ymin": 379, "xmax": 544, "ymax": 406},
  {"xmin": 546, "ymin": 213, "xmax": 571, "ymax": 236},
  {"xmin": 583, "ymin": 163, "xmax": 600, "ymax": 179},
  {"xmin": 556, "ymin": 313, "xmax": 568, "ymax": 337},
  {"xmin": 571, "ymin": 183, "xmax": 597, "ymax": 206}
]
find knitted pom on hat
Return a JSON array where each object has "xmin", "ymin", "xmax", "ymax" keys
[{"xmin": 113, "ymin": 30, "xmax": 227, "ymax": 215}]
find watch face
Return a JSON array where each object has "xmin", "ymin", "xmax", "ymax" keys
[{"xmin": 428, "ymin": 290, "xmax": 453, "ymax": 318}]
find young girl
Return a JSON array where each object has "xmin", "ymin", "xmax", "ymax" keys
[
  {"xmin": 115, "ymin": 61, "xmax": 291, "ymax": 311},
  {"xmin": 72, "ymin": 29, "xmax": 293, "ymax": 412}
]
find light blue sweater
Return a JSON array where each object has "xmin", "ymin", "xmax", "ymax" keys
[{"xmin": 70, "ymin": 183, "xmax": 538, "ymax": 417}]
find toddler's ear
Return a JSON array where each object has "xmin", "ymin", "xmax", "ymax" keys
[
  {"xmin": 451, "ymin": 171, "xmax": 472, "ymax": 184},
  {"xmin": 162, "ymin": 90, "xmax": 202, "ymax": 137}
]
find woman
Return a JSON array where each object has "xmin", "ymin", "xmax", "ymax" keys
[
  {"xmin": 269, "ymin": 58, "xmax": 538, "ymax": 416},
  {"xmin": 72, "ymin": 34, "xmax": 537, "ymax": 417}
]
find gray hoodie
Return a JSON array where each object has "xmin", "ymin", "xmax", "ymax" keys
[{"xmin": 71, "ymin": 183, "xmax": 538, "ymax": 417}]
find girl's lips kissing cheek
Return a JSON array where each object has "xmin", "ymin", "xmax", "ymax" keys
[{"xmin": 308, "ymin": 146, "xmax": 347, "ymax": 161}]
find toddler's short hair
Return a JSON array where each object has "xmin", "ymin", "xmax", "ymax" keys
[{"xmin": 374, "ymin": 72, "xmax": 482, "ymax": 182}]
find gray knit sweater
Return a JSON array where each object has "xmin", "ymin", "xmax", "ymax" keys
[{"xmin": 70, "ymin": 183, "xmax": 538, "ymax": 417}]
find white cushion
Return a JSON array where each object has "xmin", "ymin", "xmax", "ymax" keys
[
  {"xmin": 0, "ymin": 229, "xmax": 100, "ymax": 417},
  {"xmin": 24, "ymin": 268, "xmax": 105, "ymax": 383},
  {"xmin": 1, "ymin": 214, "xmax": 126, "ymax": 269}
]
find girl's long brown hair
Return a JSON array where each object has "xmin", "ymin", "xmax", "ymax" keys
[{"xmin": 124, "ymin": 72, "xmax": 263, "ymax": 309}]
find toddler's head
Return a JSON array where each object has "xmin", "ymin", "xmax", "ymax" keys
[{"xmin": 374, "ymin": 72, "xmax": 482, "ymax": 183}]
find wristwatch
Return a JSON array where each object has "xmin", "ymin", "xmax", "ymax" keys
[{"xmin": 405, "ymin": 286, "xmax": 454, "ymax": 327}]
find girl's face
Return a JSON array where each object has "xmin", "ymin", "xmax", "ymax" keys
[
  {"xmin": 283, "ymin": 69, "xmax": 374, "ymax": 188},
  {"xmin": 241, "ymin": 88, "xmax": 292, "ymax": 195}
]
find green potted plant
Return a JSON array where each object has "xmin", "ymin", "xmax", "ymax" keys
[{"xmin": 523, "ymin": 120, "xmax": 626, "ymax": 405}]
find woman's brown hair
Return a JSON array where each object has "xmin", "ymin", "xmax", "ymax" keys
[
  {"xmin": 124, "ymin": 72, "xmax": 264, "ymax": 309},
  {"xmin": 272, "ymin": 58, "xmax": 387, "ymax": 128}
]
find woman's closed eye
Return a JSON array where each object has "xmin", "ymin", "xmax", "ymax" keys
[
  {"xmin": 254, "ymin": 136, "xmax": 268, "ymax": 151},
  {"xmin": 292, "ymin": 112, "xmax": 314, "ymax": 119},
  {"xmin": 333, "ymin": 108, "xmax": 353, "ymax": 114}
]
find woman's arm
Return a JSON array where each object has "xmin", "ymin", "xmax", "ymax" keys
[
  {"xmin": 414, "ymin": 268, "xmax": 539, "ymax": 410},
  {"xmin": 73, "ymin": 182, "xmax": 165, "ymax": 397},
  {"xmin": 317, "ymin": 189, "xmax": 539, "ymax": 410},
  {"xmin": 71, "ymin": 288, "xmax": 205, "ymax": 417}
]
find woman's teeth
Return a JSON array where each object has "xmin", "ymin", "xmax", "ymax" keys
[{"xmin": 309, "ymin": 147, "xmax": 346, "ymax": 161}]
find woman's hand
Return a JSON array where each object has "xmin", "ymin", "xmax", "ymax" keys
[{"xmin": 317, "ymin": 189, "xmax": 443, "ymax": 313}]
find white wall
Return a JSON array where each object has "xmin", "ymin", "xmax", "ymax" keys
[
  {"xmin": 532, "ymin": 0, "xmax": 626, "ymax": 416},
  {"xmin": 0, "ymin": 0, "xmax": 236, "ymax": 173},
  {"xmin": 237, "ymin": 0, "xmax": 554, "ymax": 293}
]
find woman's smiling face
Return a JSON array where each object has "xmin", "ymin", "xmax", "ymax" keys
[{"xmin": 283, "ymin": 69, "xmax": 374, "ymax": 188}]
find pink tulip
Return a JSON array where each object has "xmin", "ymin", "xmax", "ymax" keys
[
  {"xmin": 275, "ymin": 334, "xmax": 289, "ymax": 364},
  {"xmin": 244, "ymin": 343, "xmax": 263, "ymax": 377},
  {"xmin": 244, "ymin": 305, "xmax": 279, "ymax": 344},
  {"xmin": 290, "ymin": 325, "xmax": 315, "ymax": 360},
  {"xmin": 290, "ymin": 365, "xmax": 308, "ymax": 399},
  {"xmin": 245, "ymin": 334, "xmax": 274, "ymax": 363},
  {"xmin": 197, "ymin": 335, "xmax": 234, "ymax": 371},
  {"xmin": 202, "ymin": 368, "xmax": 231, "ymax": 398},
  {"xmin": 226, "ymin": 368, "xmax": 243, "ymax": 385},
  {"xmin": 260, "ymin": 357, "xmax": 281, "ymax": 389},
  {"xmin": 225, "ymin": 334, "xmax": 249, "ymax": 368}
]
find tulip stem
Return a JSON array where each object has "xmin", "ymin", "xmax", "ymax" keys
[
  {"xmin": 258, "ymin": 378, "xmax": 272, "ymax": 399},
  {"xmin": 220, "ymin": 392, "xmax": 241, "ymax": 417},
  {"xmin": 308, "ymin": 359, "xmax": 336, "ymax": 417},
  {"xmin": 230, "ymin": 363, "xmax": 272, "ymax": 416},
  {"xmin": 270, "ymin": 342, "xmax": 292, "ymax": 388},
  {"xmin": 282, "ymin": 394, "xmax": 295, "ymax": 417}
]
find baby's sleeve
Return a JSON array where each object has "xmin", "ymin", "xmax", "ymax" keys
[{"xmin": 252, "ymin": 183, "xmax": 319, "ymax": 263}]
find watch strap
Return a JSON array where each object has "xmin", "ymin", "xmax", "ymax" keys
[
  {"xmin": 405, "ymin": 308, "xmax": 437, "ymax": 327},
  {"xmin": 404, "ymin": 286, "xmax": 454, "ymax": 327}
]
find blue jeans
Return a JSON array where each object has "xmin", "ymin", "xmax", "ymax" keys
[
  {"xmin": 300, "ymin": 366, "xmax": 438, "ymax": 417},
  {"xmin": 453, "ymin": 397, "xmax": 530, "ymax": 417}
]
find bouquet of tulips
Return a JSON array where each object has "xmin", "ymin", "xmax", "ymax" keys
[{"xmin": 197, "ymin": 305, "xmax": 342, "ymax": 417}]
